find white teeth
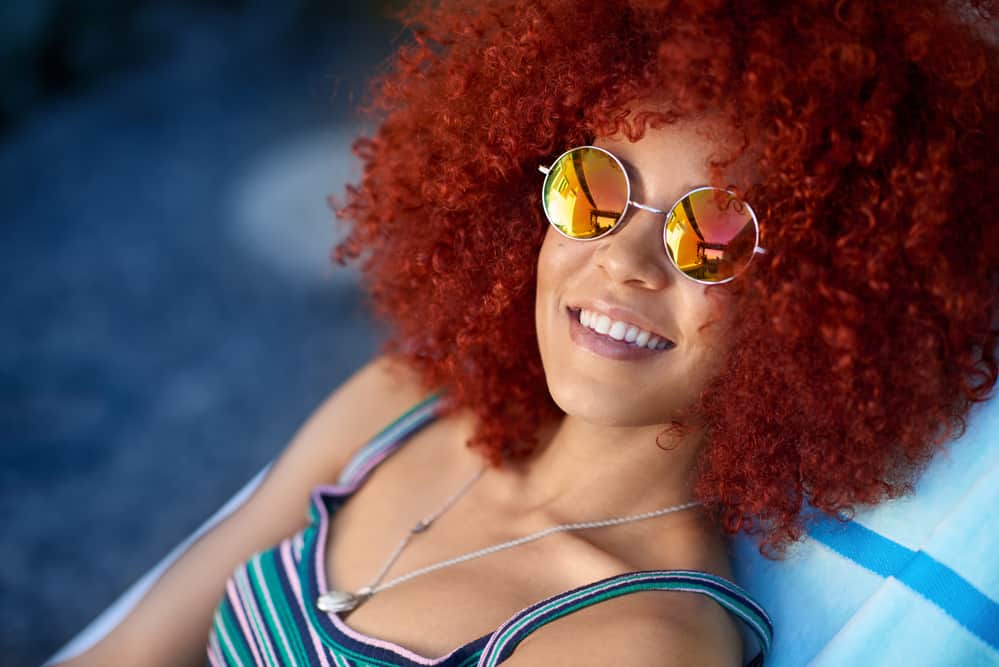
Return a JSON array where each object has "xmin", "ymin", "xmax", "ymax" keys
[{"xmin": 576, "ymin": 308, "xmax": 671, "ymax": 350}]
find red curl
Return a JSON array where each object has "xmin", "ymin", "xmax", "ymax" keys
[{"xmin": 333, "ymin": 0, "xmax": 999, "ymax": 555}]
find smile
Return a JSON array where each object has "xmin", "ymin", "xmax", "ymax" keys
[
  {"xmin": 566, "ymin": 307, "xmax": 676, "ymax": 361},
  {"xmin": 576, "ymin": 308, "xmax": 675, "ymax": 350}
]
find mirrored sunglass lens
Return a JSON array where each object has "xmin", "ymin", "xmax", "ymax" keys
[
  {"xmin": 543, "ymin": 148, "xmax": 628, "ymax": 239},
  {"xmin": 664, "ymin": 188, "xmax": 757, "ymax": 282}
]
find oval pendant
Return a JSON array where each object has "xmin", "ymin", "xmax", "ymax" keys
[{"xmin": 316, "ymin": 590, "xmax": 361, "ymax": 613}]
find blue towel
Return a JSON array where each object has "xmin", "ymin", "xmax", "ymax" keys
[{"xmin": 730, "ymin": 395, "xmax": 999, "ymax": 666}]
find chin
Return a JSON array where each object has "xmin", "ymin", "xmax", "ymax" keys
[{"xmin": 546, "ymin": 377, "xmax": 675, "ymax": 428}]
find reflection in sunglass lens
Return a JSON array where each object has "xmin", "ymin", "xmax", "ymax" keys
[
  {"xmin": 664, "ymin": 188, "xmax": 757, "ymax": 283},
  {"xmin": 542, "ymin": 148, "xmax": 628, "ymax": 239}
]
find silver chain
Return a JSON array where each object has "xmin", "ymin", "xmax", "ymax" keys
[
  {"xmin": 362, "ymin": 463, "xmax": 490, "ymax": 594},
  {"xmin": 317, "ymin": 463, "xmax": 702, "ymax": 615}
]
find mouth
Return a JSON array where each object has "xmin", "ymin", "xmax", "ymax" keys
[{"xmin": 566, "ymin": 306, "xmax": 676, "ymax": 360}]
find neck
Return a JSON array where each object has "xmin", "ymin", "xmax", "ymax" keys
[{"xmin": 484, "ymin": 413, "xmax": 705, "ymax": 522}]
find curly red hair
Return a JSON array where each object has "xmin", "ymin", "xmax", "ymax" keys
[{"xmin": 333, "ymin": 0, "xmax": 999, "ymax": 554}]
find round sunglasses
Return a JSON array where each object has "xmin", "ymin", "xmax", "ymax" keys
[{"xmin": 538, "ymin": 145, "xmax": 765, "ymax": 285}]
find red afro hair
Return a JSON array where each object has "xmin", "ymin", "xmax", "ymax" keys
[{"xmin": 333, "ymin": 0, "xmax": 999, "ymax": 555}]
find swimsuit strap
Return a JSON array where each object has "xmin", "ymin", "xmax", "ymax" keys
[
  {"xmin": 336, "ymin": 390, "xmax": 448, "ymax": 486},
  {"xmin": 477, "ymin": 569, "xmax": 773, "ymax": 667},
  {"xmin": 335, "ymin": 396, "xmax": 774, "ymax": 666}
]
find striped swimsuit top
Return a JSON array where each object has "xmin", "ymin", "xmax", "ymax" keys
[{"xmin": 207, "ymin": 392, "xmax": 773, "ymax": 667}]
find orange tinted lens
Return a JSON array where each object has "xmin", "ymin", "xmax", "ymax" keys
[
  {"xmin": 664, "ymin": 188, "xmax": 757, "ymax": 283},
  {"xmin": 542, "ymin": 147, "xmax": 628, "ymax": 239}
]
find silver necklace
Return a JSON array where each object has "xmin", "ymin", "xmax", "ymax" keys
[{"xmin": 316, "ymin": 463, "xmax": 702, "ymax": 615}]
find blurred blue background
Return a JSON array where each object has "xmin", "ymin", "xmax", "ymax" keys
[{"xmin": 0, "ymin": 1, "xmax": 404, "ymax": 664}]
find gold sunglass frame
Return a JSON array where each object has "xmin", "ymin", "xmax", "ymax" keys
[{"xmin": 538, "ymin": 145, "xmax": 766, "ymax": 285}]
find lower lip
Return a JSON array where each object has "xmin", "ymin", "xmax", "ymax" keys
[{"xmin": 566, "ymin": 308, "xmax": 675, "ymax": 361}]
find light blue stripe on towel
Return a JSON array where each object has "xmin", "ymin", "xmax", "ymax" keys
[{"xmin": 809, "ymin": 516, "xmax": 999, "ymax": 651}]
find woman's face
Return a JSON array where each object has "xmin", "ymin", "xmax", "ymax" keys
[{"xmin": 535, "ymin": 119, "xmax": 751, "ymax": 427}]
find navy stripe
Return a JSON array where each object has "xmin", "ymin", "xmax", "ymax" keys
[
  {"xmin": 337, "ymin": 392, "xmax": 445, "ymax": 485},
  {"xmin": 299, "ymin": 512, "xmax": 491, "ymax": 666},
  {"xmin": 810, "ymin": 516, "xmax": 999, "ymax": 650},
  {"xmin": 483, "ymin": 571, "xmax": 772, "ymax": 666},
  {"xmin": 665, "ymin": 572, "xmax": 773, "ymax": 639},
  {"xmin": 272, "ymin": 545, "xmax": 327, "ymax": 666}
]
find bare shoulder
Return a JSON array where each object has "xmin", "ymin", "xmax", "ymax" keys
[
  {"xmin": 501, "ymin": 589, "xmax": 743, "ymax": 667},
  {"xmin": 49, "ymin": 353, "xmax": 432, "ymax": 667},
  {"xmin": 234, "ymin": 354, "xmax": 430, "ymax": 508},
  {"xmin": 269, "ymin": 353, "xmax": 432, "ymax": 485}
]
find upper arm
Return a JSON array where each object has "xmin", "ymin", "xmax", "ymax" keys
[
  {"xmin": 500, "ymin": 593, "xmax": 744, "ymax": 667},
  {"xmin": 54, "ymin": 354, "xmax": 432, "ymax": 667}
]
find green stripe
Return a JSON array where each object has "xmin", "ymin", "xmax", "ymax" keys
[
  {"xmin": 300, "ymin": 529, "xmax": 406, "ymax": 667},
  {"xmin": 456, "ymin": 650, "xmax": 485, "ymax": 667},
  {"xmin": 299, "ymin": 522, "xmax": 484, "ymax": 667},
  {"xmin": 339, "ymin": 391, "xmax": 444, "ymax": 479},
  {"xmin": 241, "ymin": 563, "xmax": 280, "ymax": 667},
  {"xmin": 252, "ymin": 551, "xmax": 311, "ymax": 667},
  {"xmin": 485, "ymin": 574, "xmax": 768, "ymax": 666},
  {"xmin": 357, "ymin": 390, "xmax": 443, "ymax": 449},
  {"xmin": 218, "ymin": 601, "xmax": 257, "ymax": 667},
  {"xmin": 248, "ymin": 562, "xmax": 294, "ymax": 666},
  {"xmin": 212, "ymin": 614, "xmax": 242, "ymax": 667},
  {"xmin": 264, "ymin": 550, "xmax": 315, "ymax": 666},
  {"xmin": 526, "ymin": 581, "xmax": 760, "ymax": 638},
  {"xmin": 331, "ymin": 652, "xmax": 352, "ymax": 667}
]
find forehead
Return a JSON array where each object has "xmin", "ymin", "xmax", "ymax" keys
[{"xmin": 593, "ymin": 116, "xmax": 758, "ymax": 201}]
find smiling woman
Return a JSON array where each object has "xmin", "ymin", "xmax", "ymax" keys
[
  {"xmin": 49, "ymin": 0, "xmax": 998, "ymax": 666},
  {"xmin": 536, "ymin": 120, "xmax": 751, "ymax": 426}
]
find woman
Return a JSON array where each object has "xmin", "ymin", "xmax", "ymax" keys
[{"xmin": 54, "ymin": 0, "xmax": 997, "ymax": 665}]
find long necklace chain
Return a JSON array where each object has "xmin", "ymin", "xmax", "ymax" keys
[{"xmin": 316, "ymin": 463, "xmax": 702, "ymax": 615}]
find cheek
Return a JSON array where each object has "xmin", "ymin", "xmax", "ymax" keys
[
  {"xmin": 675, "ymin": 286, "xmax": 737, "ymax": 359},
  {"xmin": 689, "ymin": 296, "xmax": 738, "ymax": 374},
  {"xmin": 535, "ymin": 229, "xmax": 586, "ymax": 301}
]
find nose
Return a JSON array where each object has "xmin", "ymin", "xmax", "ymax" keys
[{"xmin": 594, "ymin": 207, "xmax": 674, "ymax": 289}]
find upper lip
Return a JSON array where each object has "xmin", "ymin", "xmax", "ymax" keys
[{"xmin": 567, "ymin": 298, "xmax": 677, "ymax": 343}]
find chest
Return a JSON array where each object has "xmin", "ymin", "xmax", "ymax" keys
[{"xmin": 318, "ymin": 453, "xmax": 632, "ymax": 659}]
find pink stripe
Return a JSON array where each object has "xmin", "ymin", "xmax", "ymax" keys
[
  {"xmin": 337, "ymin": 400, "xmax": 441, "ymax": 484},
  {"xmin": 310, "ymin": 484, "xmax": 464, "ymax": 665},
  {"xmin": 207, "ymin": 628, "xmax": 226, "ymax": 667},
  {"xmin": 252, "ymin": 556, "xmax": 300, "ymax": 667},
  {"xmin": 327, "ymin": 612, "xmax": 464, "ymax": 665},
  {"xmin": 477, "ymin": 571, "xmax": 741, "ymax": 665},
  {"xmin": 280, "ymin": 539, "xmax": 333, "ymax": 667},
  {"xmin": 345, "ymin": 449, "xmax": 394, "ymax": 486},
  {"xmin": 226, "ymin": 575, "xmax": 266, "ymax": 667},
  {"xmin": 213, "ymin": 607, "xmax": 249, "ymax": 667},
  {"xmin": 235, "ymin": 564, "xmax": 282, "ymax": 667}
]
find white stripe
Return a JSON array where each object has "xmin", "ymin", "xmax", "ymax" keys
[
  {"xmin": 482, "ymin": 572, "xmax": 769, "ymax": 665},
  {"xmin": 235, "ymin": 564, "xmax": 282, "ymax": 667},
  {"xmin": 252, "ymin": 556, "xmax": 301, "ymax": 667},
  {"xmin": 213, "ymin": 607, "xmax": 249, "ymax": 667},
  {"xmin": 338, "ymin": 399, "xmax": 439, "ymax": 483},
  {"xmin": 280, "ymin": 540, "xmax": 333, "ymax": 667}
]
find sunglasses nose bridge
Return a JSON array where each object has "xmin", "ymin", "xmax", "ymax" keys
[
  {"xmin": 595, "ymin": 204, "xmax": 675, "ymax": 290},
  {"xmin": 627, "ymin": 199, "xmax": 668, "ymax": 216}
]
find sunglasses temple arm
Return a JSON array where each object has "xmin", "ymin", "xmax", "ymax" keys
[{"xmin": 538, "ymin": 166, "xmax": 550, "ymax": 175}]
